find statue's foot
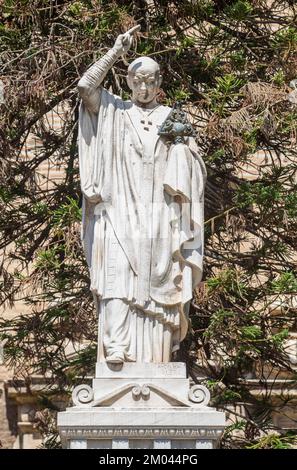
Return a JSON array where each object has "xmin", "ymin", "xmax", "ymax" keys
[{"xmin": 105, "ymin": 353, "xmax": 125, "ymax": 364}]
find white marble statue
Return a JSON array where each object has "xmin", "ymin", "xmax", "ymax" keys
[{"xmin": 77, "ymin": 25, "xmax": 206, "ymax": 365}]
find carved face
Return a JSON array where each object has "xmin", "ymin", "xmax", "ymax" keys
[
  {"xmin": 129, "ymin": 71, "xmax": 160, "ymax": 104},
  {"xmin": 127, "ymin": 59, "xmax": 162, "ymax": 105}
]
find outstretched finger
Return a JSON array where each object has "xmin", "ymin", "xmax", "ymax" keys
[{"xmin": 126, "ymin": 24, "xmax": 141, "ymax": 36}]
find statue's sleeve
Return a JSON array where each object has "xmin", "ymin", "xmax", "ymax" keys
[
  {"xmin": 77, "ymin": 48, "xmax": 120, "ymax": 113},
  {"xmin": 78, "ymin": 88, "xmax": 118, "ymax": 203},
  {"xmin": 163, "ymin": 139, "xmax": 206, "ymax": 203},
  {"xmin": 78, "ymin": 87, "xmax": 119, "ymax": 268},
  {"xmin": 163, "ymin": 139, "xmax": 207, "ymax": 290},
  {"xmin": 78, "ymin": 48, "xmax": 122, "ymax": 203}
]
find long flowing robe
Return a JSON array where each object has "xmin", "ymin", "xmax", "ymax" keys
[{"xmin": 78, "ymin": 87, "xmax": 207, "ymax": 362}]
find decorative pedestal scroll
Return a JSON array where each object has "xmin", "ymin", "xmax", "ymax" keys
[{"xmin": 57, "ymin": 363, "xmax": 225, "ymax": 449}]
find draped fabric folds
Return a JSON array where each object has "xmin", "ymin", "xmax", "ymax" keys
[{"xmin": 78, "ymin": 88, "xmax": 206, "ymax": 362}]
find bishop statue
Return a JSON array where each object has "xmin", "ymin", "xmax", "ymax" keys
[{"xmin": 77, "ymin": 26, "xmax": 206, "ymax": 365}]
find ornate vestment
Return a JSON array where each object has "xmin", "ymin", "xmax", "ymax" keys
[{"xmin": 78, "ymin": 87, "xmax": 206, "ymax": 362}]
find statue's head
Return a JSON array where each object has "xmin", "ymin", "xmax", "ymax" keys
[{"xmin": 127, "ymin": 56, "xmax": 162, "ymax": 105}]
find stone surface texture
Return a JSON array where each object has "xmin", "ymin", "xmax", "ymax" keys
[{"xmin": 58, "ymin": 362, "xmax": 225, "ymax": 449}]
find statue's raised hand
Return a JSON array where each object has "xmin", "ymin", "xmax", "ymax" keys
[{"xmin": 113, "ymin": 25, "xmax": 141, "ymax": 55}]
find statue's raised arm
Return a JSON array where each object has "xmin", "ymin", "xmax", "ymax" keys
[{"xmin": 77, "ymin": 25, "xmax": 140, "ymax": 113}]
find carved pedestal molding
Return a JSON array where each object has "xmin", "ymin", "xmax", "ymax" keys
[
  {"xmin": 58, "ymin": 363, "xmax": 225, "ymax": 449},
  {"xmin": 72, "ymin": 384, "xmax": 94, "ymax": 407}
]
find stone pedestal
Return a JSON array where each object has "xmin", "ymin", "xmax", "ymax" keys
[{"xmin": 57, "ymin": 363, "xmax": 225, "ymax": 449}]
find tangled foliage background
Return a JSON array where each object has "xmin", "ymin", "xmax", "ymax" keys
[{"xmin": 0, "ymin": 0, "xmax": 297, "ymax": 448}]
